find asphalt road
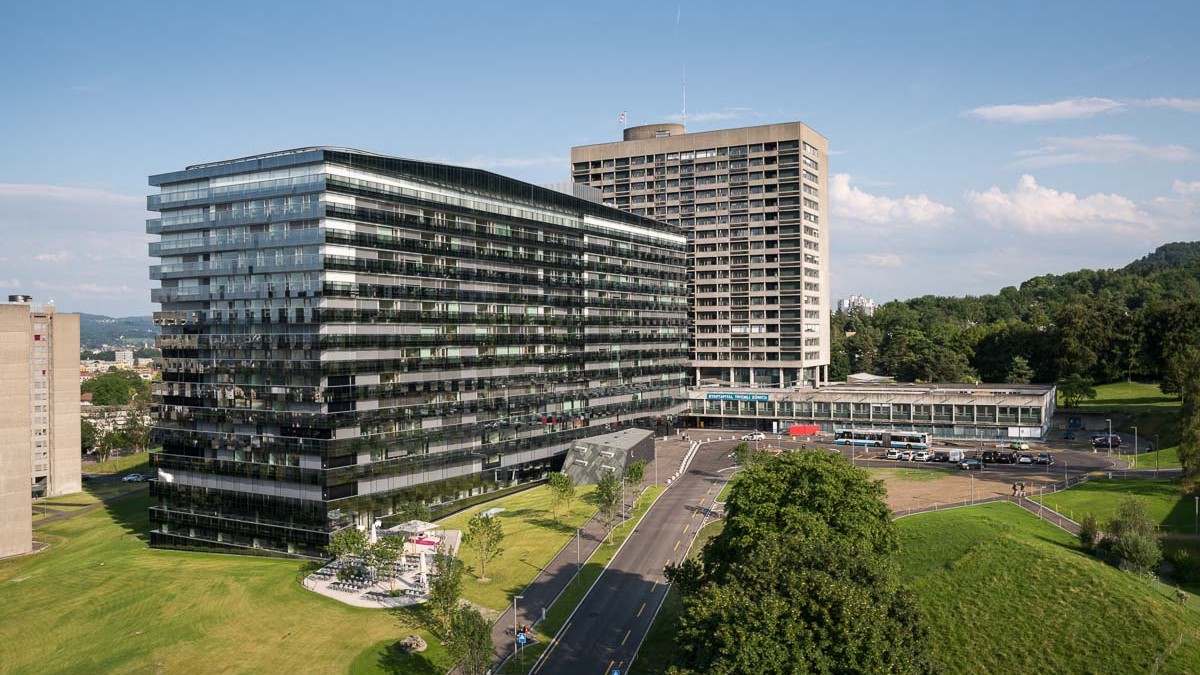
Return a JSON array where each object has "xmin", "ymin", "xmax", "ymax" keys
[{"xmin": 530, "ymin": 440, "xmax": 737, "ymax": 675}]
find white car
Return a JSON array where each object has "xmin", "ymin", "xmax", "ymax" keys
[
  {"xmin": 1017, "ymin": 455, "xmax": 1034, "ymax": 465},
  {"xmin": 912, "ymin": 451, "xmax": 932, "ymax": 462},
  {"xmin": 741, "ymin": 432, "xmax": 765, "ymax": 441},
  {"xmin": 886, "ymin": 449, "xmax": 902, "ymax": 460},
  {"xmin": 121, "ymin": 473, "xmax": 149, "ymax": 483},
  {"xmin": 899, "ymin": 450, "xmax": 916, "ymax": 461}
]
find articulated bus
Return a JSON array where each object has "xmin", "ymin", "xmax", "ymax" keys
[{"xmin": 833, "ymin": 429, "xmax": 932, "ymax": 449}]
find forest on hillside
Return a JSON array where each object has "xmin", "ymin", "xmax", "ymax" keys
[{"xmin": 830, "ymin": 242, "xmax": 1200, "ymax": 393}]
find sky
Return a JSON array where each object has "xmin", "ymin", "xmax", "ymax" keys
[{"xmin": 0, "ymin": 0, "xmax": 1198, "ymax": 317}]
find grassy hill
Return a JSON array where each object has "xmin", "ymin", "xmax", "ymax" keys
[
  {"xmin": 78, "ymin": 313, "xmax": 156, "ymax": 348},
  {"xmin": 1033, "ymin": 478, "xmax": 1195, "ymax": 533},
  {"xmin": 896, "ymin": 502, "xmax": 1200, "ymax": 674}
]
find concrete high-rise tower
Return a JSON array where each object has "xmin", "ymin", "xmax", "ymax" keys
[{"xmin": 572, "ymin": 122, "xmax": 830, "ymax": 389}]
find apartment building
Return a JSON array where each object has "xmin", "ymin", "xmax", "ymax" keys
[
  {"xmin": 0, "ymin": 296, "xmax": 81, "ymax": 557},
  {"xmin": 837, "ymin": 294, "xmax": 876, "ymax": 316},
  {"xmin": 571, "ymin": 122, "xmax": 830, "ymax": 390},
  {"xmin": 147, "ymin": 148, "xmax": 689, "ymax": 558}
]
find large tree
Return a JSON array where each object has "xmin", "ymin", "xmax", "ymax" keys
[
  {"xmin": 595, "ymin": 470, "xmax": 622, "ymax": 543},
  {"xmin": 446, "ymin": 606, "xmax": 493, "ymax": 675},
  {"xmin": 81, "ymin": 370, "xmax": 150, "ymax": 406},
  {"xmin": 547, "ymin": 472, "xmax": 576, "ymax": 520},
  {"xmin": 427, "ymin": 547, "xmax": 465, "ymax": 635},
  {"xmin": 667, "ymin": 452, "xmax": 935, "ymax": 675}
]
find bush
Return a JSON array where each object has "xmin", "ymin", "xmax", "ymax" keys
[
  {"xmin": 1107, "ymin": 496, "xmax": 1163, "ymax": 575},
  {"xmin": 1079, "ymin": 513, "xmax": 1100, "ymax": 552},
  {"xmin": 1166, "ymin": 548, "xmax": 1200, "ymax": 583}
]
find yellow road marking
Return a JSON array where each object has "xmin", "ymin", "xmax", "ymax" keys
[
  {"xmin": 683, "ymin": 524, "xmax": 690, "ymax": 535},
  {"xmin": 605, "ymin": 660, "xmax": 614, "ymax": 675},
  {"xmin": 637, "ymin": 602, "xmax": 646, "ymax": 617},
  {"xmin": 621, "ymin": 629, "xmax": 632, "ymax": 645},
  {"xmin": 533, "ymin": 621, "xmax": 571, "ymax": 673},
  {"xmin": 673, "ymin": 540, "xmax": 681, "ymax": 552},
  {"xmin": 651, "ymin": 579, "xmax": 660, "ymax": 593},
  {"xmin": 691, "ymin": 511, "xmax": 697, "ymax": 520}
]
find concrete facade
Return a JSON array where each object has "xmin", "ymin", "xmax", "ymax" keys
[
  {"xmin": 572, "ymin": 122, "xmax": 831, "ymax": 390},
  {"xmin": 0, "ymin": 305, "xmax": 33, "ymax": 558}
]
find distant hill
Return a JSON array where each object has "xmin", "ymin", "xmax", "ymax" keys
[{"xmin": 78, "ymin": 313, "xmax": 156, "ymax": 348}]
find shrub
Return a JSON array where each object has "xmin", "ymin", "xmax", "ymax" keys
[{"xmin": 1078, "ymin": 513, "xmax": 1100, "ymax": 552}]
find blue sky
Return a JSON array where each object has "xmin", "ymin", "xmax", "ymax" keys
[{"xmin": 1, "ymin": 0, "xmax": 1198, "ymax": 316}]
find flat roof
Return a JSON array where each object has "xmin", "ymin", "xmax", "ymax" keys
[{"xmin": 692, "ymin": 382, "xmax": 1056, "ymax": 396}]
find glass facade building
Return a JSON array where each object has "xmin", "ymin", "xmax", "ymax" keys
[{"xmin": 146, "ymin": 148, "xmax": 689, "ymax": 558}]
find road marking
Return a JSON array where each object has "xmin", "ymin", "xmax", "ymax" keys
[
  {"xmin": 637, "ymin": 602, "xmax": 646, "ymax": 617},
  {"xmin": 651, "ymin": 579, "xmax": 660, "ymax": 593},
  {"xmin": 605, "ymin": 660, "xmax": 614, "ymax": 675},
  {"xmin": 691, "ymin": 511, "xmax": 697, "ymax": 520},
  {"xmin": 683, "ymin": 524, "xmax": 690, "ymax": 535},
  {"xmin": 673, "ymin": 540, "xmax": 681, "ymax": 552},
  {"xmin": 622, "ymin": 629, "xmax": 632, "ymax": 646},
  {"xmin": 533, "ymin": 622, "xmax": 570, "ymax": 674}
]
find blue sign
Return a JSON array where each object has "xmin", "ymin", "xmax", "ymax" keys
[
  {"xmin": 518, "ymin": 633, "xmax": 527, "ymax": 645},
  {"xmin": 705, "ymin": 393, "xmax": 769, "ymax": 402}
]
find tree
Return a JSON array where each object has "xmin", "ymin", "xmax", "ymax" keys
[
  {"xmin": 326, "ymin": 526, "xmax": 368, "ymax": 562},
  {"xmin": 1005, "ymin": 355, "xmax": 1036, "ymax": 384},
  {"xmin": 730, "ymin": 442, "xmax": 768, "ymax": 468},
  {"xmin": 1078, "ymin": 512, "xmax": 1100, "ymax": 552},
  {"xmin": 625, "ymin": 459, "xmax": 646, "ymax": 490},
  {"xmin": 446, "ymin": 606, "xmax": 493, "ymax": 675},
  {"xmin": 97, "ymin": 429, "xmax": 127, "ymax": 462},
  {"xmin": 81, "ymin": 419, "xmax": 98, "ymax": 453},
  {"xmin": 393, "ymin": 500, "xmax": 433, "ymax": 523},
  {"xmin": 427, "ymin": 547, "xmax": 465, "ymax": 634},
  {"xmin": 1106, "ymin": 496, "xmax": 1162, "ymax": 575},
  {"xmin": 464, "ymin": 514, "xmax": 504, "ymax": 582},
  {"xmin": 595, "ymin": 470, "xmax": 622, "ymax": 543},
  {"xmin": 1172, "ymin": 347, "xmax": 1200, "ymax": 478},
  {"xmin": 1058, "ymin": 373, "xmax": 1097, "ymax": 408},
  {"xmin": 667, "ymin": 452, "xmax": 935, "ymax": 674},
  {"xmin": 367, "ymin": 537, "xmax": 402, "ymax": 590},
  {"xmin": 81, "ymin": 370, "xmax": 150, "ymax": 406},
  {"xmin": 123, "ymin": 398, "xmax": 152, "ymax": 452},
  {"xmin": 547, "ymin": 472, "xmax": 576, "ymax": 520}
]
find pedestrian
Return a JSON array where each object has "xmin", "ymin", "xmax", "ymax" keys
[{"xmin": 1012, "ymin": 483, "xmax": 1018, "ymax": 497}]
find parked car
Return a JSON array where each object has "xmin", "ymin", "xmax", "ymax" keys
[
  {"xmin": 931, "ymin": 451, "xmax": 950, "ymax": 462},
  {"xmin": 997, "ymin": 452, "xmax": 1016, "ymax": 464},
  {"xmin": 981, "ymin": 450, "xmax": 998, "ymax": 463},
  {"xmin": 913, "ymin": 451, "xmax": 932, "ymax": 462},
  {"xmin": 886, "ymin": 449, "xmax": 902, "ymax": 460},
  {"xmin": 1035, "ymin": 453, "xmax": 1054, "ymax": 465},
  {"xmin": 899, "ymin": 450, "xmax": 916, "ymax": 461},
  {"xmin": 1017, "ymin": 454, "xmax": 1034, "ymax": 465},
  {"xmin": 1009, "ymin": 441, "xmax": 1030, "ymax": 451},
  {"xmin": 741, "ymin": 431, "xmax": 765, "ymax": 441},
  {"xmin": 1092, "ymin": 434, "xmax": 1122, "ymax": 447},
  {"xmin": 959, "ymin": 458, "xmax": 985, "ymax": 471},
  {"xmin": 121, "ymin": 473, "xmax": 148, "ymax": 483}
]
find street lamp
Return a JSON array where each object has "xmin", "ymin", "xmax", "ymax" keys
[
  {"xmin": 1106, "ymin": 418, "xmax": 1112, "ymax": 457},
  {"xmin": 512, "ymin": 594, "xmax": 525, "ymax": 656}
]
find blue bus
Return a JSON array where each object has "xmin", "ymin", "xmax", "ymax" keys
[{"xmin": 834, "ymin": 429, "xmax": 931, "ymax": 450}]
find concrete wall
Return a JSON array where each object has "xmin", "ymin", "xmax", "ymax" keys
[
  {"xmin": 0, "ymin": 305, "xmax": 33, "ymax": 558},
  {"xmin": 48, "ymin": 312, "xmax": 81, "ymax": 496}
]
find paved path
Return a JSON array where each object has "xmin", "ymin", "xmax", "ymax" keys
[
  {"xmin": 489, "ymin": 434, "xmax": 692, "ymax": 668},
  {"xmin": 530, "ymin": 439, "xmax": 737, "ymax": 675},
  {"xmin": 34, "ymin": 484, "xmax": 147, "ymax": 526}
]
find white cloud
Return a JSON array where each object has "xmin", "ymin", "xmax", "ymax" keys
[
  {"xmin": 860, "ymin": 253, "xmax": 904, "ymax": 267},
  {"xmin": 458, "ymin": 155, "xmax": 565, "ymax": 170},
  {"xmin": 1173, "ymin": 179, "xmax": 1200, "ymax": 195},
  {"xmin": 35, "ymin": 250, "xmax": 74, "ymax": 263},
  {"xmin": 965, "ymin": 175, "xmax": 1147, "ymax": 234},
  {"xmin": 0, "ymin": 278, "xmax": 20, "ymax": 287},
  {"xmin": 830, "ymin": 174, "xmax": 955, "ymax": 225},
  {"xmin": 0, "ymin": 183, "xmax": 142, "ymax": 205},
  {"xmin": 1012, "ymin": 134, "xmax": 1196, "ymax": 167},
  {"xmin": 1134, "ymin": 97, "xmax": 1200, "ymax": 113},
  {"xmin": 31, "ymin": 281, "xmax": 133, "ymax": 296},
  {"xmin": 968, "ymin": 97, "xmax": 1125, "ymax": 123},
  {"xmin": 663, "ymin": 107, "xmax": 762, "ymax": 124}
]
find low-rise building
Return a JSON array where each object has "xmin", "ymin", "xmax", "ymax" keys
[{"xmin": 687, "ymin": 381, "xmax": 1056, "ymax": 440}]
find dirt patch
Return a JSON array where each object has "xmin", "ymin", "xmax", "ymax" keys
[{"xmin": 873, "ymin": 470, "xmax": 1061, "ymax": 511}]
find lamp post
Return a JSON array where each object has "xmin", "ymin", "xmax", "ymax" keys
[
  {"xmin": 1155, "ymin": 434, "xmax": 1160, "ymax": 477},
  {"xmin": 1106, "ymin": 418, "xmax": 1113, "ymax": 457},
  {"xmin": 576, "ymin": 528, "xmax": 581, "ymax": 573},
  {"xmin": 512, "ymin": 594, "xmax": 525, "ymax": 656}
]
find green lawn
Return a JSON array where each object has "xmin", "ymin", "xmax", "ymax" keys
[
  {"xmin": 84, "ymin": 451, "xmax": 151, "ymax": 475},
  {"xmin": 1061, "ymin": 381, "xmax": 1181, "ymax": 413},
  {"xmin": 497, "ymin": 485, "xmax": 666, "ymax": 674},
  {"xmin": 0, "ymin": 492, "xmax": 447, "ymax": 675},
  {"xmin": 897, "ymin": 502, "xmax": 1200, "ymax": 674},
  {"xmin": 437, "ymin": 483, "xmax": 598, "ymax": 613},
  {"xmin": 715, "ymin": 475, "xmax": 738, "ymax": 503},
  {"xmin": 631, "ymin": 519, "xmax": 724, "ymax": 675},
  {"xmin": 1032, "ymin": 478, "xmax": 1195, "ymax": 533},
  {"xmin": 1131, "ymin": 445, "xmax": 1183, "ymax": 470}
]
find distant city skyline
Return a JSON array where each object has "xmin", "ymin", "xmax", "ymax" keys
[{"xmin": 1, "ymin": 0, "xmax": 1198, "ymax": 316}]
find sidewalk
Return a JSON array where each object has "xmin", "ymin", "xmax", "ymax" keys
[{"xmin": 488, "ymin": 433, "xmax": 692, "ymax": 667}]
